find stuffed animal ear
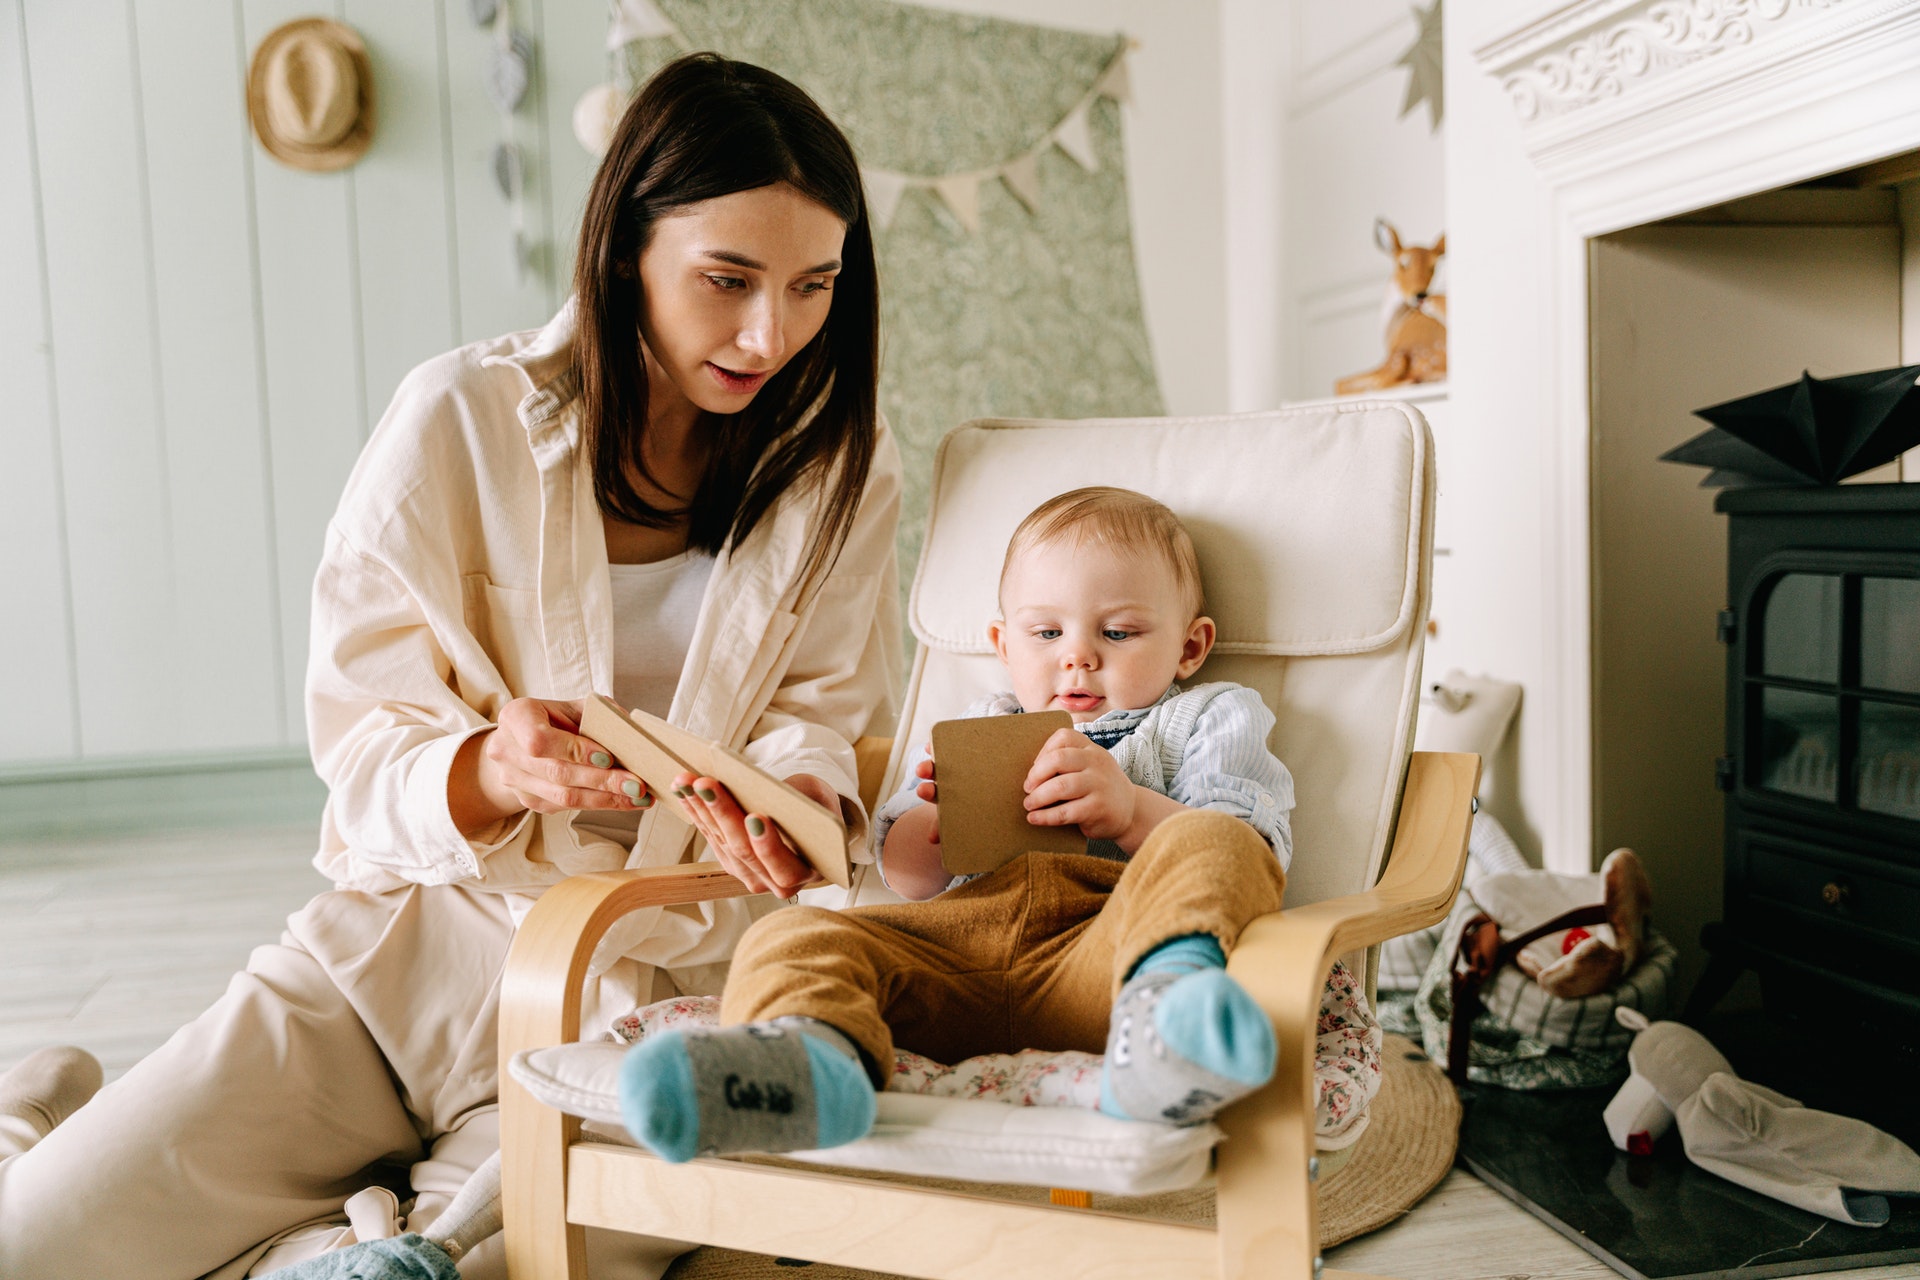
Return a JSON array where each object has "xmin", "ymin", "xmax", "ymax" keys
[
  {"xmin": 1601, "ymin": 847, "xmax": 1651, "ymax": 970},
  {"xmin": 1432, "ymin": 232, "xmax": 1446, "ymax": 256},
  {"xmin": 1374, "ymin": 218, "xmax": 1402, "ymax": 256}
]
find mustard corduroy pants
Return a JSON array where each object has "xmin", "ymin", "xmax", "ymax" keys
[{"xmin": 722, "ymin": 809, "xmax": 1288, "ymax": 1083}]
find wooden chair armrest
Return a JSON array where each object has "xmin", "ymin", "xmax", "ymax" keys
[
  {"xmin": 1216, "ymin": 750, "xmax": 1479, "ymax": 1279},
  {"xmin": 855, "ymin": 734, "xmax": 894, "ymax": 816},
  {"xmin": 501, "ymin": 863, "xmax": 754, "ymax": 1280},
  {"xmin": 502, "ymin": 863, "xmax": 754, "ymax": 1056}
]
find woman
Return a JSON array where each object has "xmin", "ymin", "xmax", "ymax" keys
[{"xmin": 0, "ymin": 53, "xmax": 899, "ymax": 1279}]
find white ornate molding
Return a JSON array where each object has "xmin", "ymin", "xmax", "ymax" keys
[
  {"xmin": 1476, "ymin": 0, "xmax": 1855, "ymax": 124},
  {"xmin": 1469, "ymin": 0, "xmax": 1920, "ymax": 204}
]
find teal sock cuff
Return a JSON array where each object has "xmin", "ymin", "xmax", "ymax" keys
[
  {"xmin": 1154, "ymin": 969, "xmax": 1276, "ymax": 1087},
  {"xmin": 618, "ymin": 1032, "xmax": 700, "ymax": 1163},
  {"xmin": 1130, "ymin": 933, "xmax": 1226, "ymax": 981},
  {"xmin": 803, "ymin": 1033, "xmax": 877, "ymax": 1148}
]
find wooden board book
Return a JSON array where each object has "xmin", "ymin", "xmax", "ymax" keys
[
  {"xmin": 930, "ymin": 711, "xmax": 1086, "ymax": 874},
  {"xmin": 580, "ymin": 695, "xmax": 853, "ymax": 889}
]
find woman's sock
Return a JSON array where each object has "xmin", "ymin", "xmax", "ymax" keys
[
  {"xmin": 618, "ymin": 1017, "xmax": 876, "ymax": 1163},
  {"xmin": 1099, "ymin": 934, "xmax": 1276, "ymax": 1124}
]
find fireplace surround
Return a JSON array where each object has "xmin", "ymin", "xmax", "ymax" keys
[{"xmin": 1446, "ymin": 0, "xmax": 1920, "ymax": 888}]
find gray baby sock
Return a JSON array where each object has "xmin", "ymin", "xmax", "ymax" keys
[
  {"xmin": 620, "ymin": 1016, "xmax": 876, "ymax": 1162},
  {"xmin": 1099, "ymin": 940, "xmax": 1277, "ymax": 1125}
]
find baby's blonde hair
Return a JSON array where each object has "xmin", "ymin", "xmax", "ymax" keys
[{"xmin": 999, "ymin": 487, "xmax": 1205, "ymax": 618}]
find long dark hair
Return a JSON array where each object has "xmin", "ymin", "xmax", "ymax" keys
[{"xmin": 572, "ymin": 53, "xmax": 879, "ymax": 589}]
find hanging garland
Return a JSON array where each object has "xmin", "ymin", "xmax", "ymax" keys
[
  {"xmin": 471, "ymin": 0, "xmax": 540, "ymax": 279},
  {"xmin": 572, "ymin": 0, "xmax": 1133, "ymax": 236}
]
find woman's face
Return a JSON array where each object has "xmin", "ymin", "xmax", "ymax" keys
[{"xmin": 637, "ymin": 182, "xmax": 847, "ymax": 427}]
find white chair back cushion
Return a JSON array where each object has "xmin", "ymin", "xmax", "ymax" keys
[{"xmin": 882, "ymin": 404, "xmax": 1435, "ymax": 913}]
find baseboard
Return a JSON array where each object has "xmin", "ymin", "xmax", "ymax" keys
[{"xmin": 0, "ymin": 750, "xmax": 328, "ymax": 843}]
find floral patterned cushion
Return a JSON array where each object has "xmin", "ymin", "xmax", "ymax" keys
[{"xmin": 609, "ymin": 958, "xmax": 1382, "ymax": 1148}]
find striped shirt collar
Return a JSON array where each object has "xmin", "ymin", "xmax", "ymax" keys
[{"xmin": 1074, "ymin": 683, "xmax": 1182, "ymax": 748}]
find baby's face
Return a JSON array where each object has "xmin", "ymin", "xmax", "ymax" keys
[{"xmin": 989, "ymin": 537, "xmax": 1211, "ymax": 723}]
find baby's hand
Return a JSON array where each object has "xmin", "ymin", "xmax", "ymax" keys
[
  {"xmin": 1023, "ymin": 727, "xmax": 1136, "ymax": 841},
  {"xmin": 914, "ymin": 748, "xmax": 938, "ymax": 842}
]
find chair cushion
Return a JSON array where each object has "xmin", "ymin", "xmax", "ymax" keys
[
  {"xmin": 911, "ymin": 408, "xmax": 1429, "ymax": 656},
  {"xmin": 882, "ymin": 405, "xmax": 1436, "ymax": 923},
  {"xmin": 509, "ymin": 1041, "xmax": 1220, "ymax": 1195},
  {"xmin": 509, "ymin": 961, "xmax": 1384, "ymax": 1197}
]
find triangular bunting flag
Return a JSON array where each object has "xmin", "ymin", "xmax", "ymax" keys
[
  {"xmin": 1052, "ymin": 104, "xmax": 1099, "ymax": 172},
  {"xmin": 1096, "ymin": 52, "xmax": 1132, "ymax": 105},
  {"xmin": 934, "ymin": 174, "xmax": 982, "ymax": 233},
  {"xmin": 609, "ymin": 0, "xmax": 680, "ymax": 47},
  {"xmin": 863, "ymin": 169, "xmax": 910, "ymax": 232},
  {"xmin": 1001, "ymin": 152, "xmax": 1041, "ymax": 215}
]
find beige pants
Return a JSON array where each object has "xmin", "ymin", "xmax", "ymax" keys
[
  {"xmin": 0, "ymin": 883, "xmax": 684, "ymax": 1280},
  {"xmin": 724, "ymin": 809, "xmax": 1288, "ymax": 1082}
]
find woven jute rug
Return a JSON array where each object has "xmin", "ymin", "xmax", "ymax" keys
[{"xmin": 664, "ymin": 1034, "xmax": 1459, "ymax": 1279}]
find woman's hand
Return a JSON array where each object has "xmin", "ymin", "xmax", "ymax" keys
[
  {"xmin": 449, "ymin": 697, "xmax": 650, "ymax": 837},
  {"xmin": 674, "ymin": 771, "xmax": 842, "ymax": 899}
]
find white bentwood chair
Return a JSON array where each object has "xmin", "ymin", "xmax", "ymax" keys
[{"xmin": 500, "ymin": 404, "xmax": 1478, "ymax": 1280}]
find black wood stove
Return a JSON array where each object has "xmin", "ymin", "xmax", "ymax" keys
[{"xmin": 1687, "ymin": 483, "xmax": 1920, "ymax": 1037}]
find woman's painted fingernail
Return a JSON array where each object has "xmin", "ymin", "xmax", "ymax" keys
[
  {"xmin": 622, "ymin": 780, "xmax": 641, "ymax": 798},
  {"xmin": 674, "ymin": 785, "xmax": 691, "ymax": 798},
  {"xmin": 696, "ymin": 787, "xmax": 717, "ymax": 802},
  {"xmin": 590, "ymin": 752, "xmax": 611, "ymax": 769},
  {"xmin": 635, "ymin": 793, "xmax": 654, "ymax": 809},
  {"xmin": 746, "ymin": 816, "xmax": 766, "ymax": 837}
]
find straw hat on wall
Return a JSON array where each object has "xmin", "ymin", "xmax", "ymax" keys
[{"xmin": 247, "ymin": 17, "xmax": 375, "ymax": 172}]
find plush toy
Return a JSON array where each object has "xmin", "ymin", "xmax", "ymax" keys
[
  {"xmin": 1515, "ymin": 847, "xmax": 1650, "ymax": 998},
  {"xmin": 1334, "ymin": 219, "xmax": 1447, "ymax": 395},
  {"xmin": 1605, "ymin": 1008, "xmax": 1920, "ymax": 1225},
  {"xmin": 1464, "ymin": 847, "xmax": 1652, "ymax": 1000},
  {"xmin": 1434, "ymin": 847, "xmax": 1668, "ymax": 1087}
]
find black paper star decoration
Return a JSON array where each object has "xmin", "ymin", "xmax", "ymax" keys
[{"xmin": 1660, "ymin": 365, "xmax": 1920, "ymax": 488}]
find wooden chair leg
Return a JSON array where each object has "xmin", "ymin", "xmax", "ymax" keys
[{"xmin": 500, "ymin": 866, "xmax": 753, "ymax": 1279}]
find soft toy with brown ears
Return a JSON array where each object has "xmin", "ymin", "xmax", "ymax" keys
[
  {"xmin": 1458, "ymin": 847, "xmax": 1654, "ymax": 1001},
  {"xmin": 1335, "ymin": 218, "xmax": 1447, "ymax": 395}
]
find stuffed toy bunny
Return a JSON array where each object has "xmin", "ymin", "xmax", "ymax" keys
[
  {"xmin": 1605, "ymin": 1008, "xmax": 1920, "ymax": 1225},
  {"xmin": 1482, "ymin": 847, "xmax": 1652, "ymax": 1000}
]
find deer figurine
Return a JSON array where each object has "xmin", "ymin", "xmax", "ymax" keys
[{"xmin": 1334, "ymin": 219, "xmax": 1447, "ymax": 395}]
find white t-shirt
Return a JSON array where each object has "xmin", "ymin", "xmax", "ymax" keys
[
  {"xmin": 607, "ymin": 550, "xmax": 716, "ymax": 718},
  {"xmin": 576, "ymin": 549, "xmax": 715, "ymax": 844}
]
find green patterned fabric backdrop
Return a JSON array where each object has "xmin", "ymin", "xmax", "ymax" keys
[{"xmin": 625, "ymin": 0, "xmax": 1164, "ymax": 608}]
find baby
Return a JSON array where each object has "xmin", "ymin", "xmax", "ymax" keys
[{"xmin": 621, "ymin": 487, "xmax": 1297, "ymax": 1159}]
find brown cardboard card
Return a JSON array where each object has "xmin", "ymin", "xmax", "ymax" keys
[
  {"xmin": 580, "ymin": 695, "xmax": 852, "ymax": 888},
  {"xmin": 931, "ymin": 711, "xmax": 1085, "ymax": 875}
]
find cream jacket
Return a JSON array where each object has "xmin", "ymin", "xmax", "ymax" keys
[{"xmin": 305, "ymin": 305, "xmax": 902, "ymax": 974}]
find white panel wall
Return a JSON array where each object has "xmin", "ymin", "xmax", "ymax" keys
[
  {"xmin": 0, "ymin": 0, "xmax": 600, "ymax": 770},
  {"xmin": 1282, "ymin": 2, "xmax": 1445, "ymax": 402},
  {"xmin": 0, "ymin": 1, "xmax": 78, "ymax": 761}
]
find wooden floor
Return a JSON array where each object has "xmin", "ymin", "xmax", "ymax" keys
[{"xmin": 2, "ymin": 824, "xmax": 1913, "ymax": 1280}]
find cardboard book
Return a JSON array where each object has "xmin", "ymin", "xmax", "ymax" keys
[
  {"xmin": 580, "ymin": 694, "xmax": 852, "ymax": 889},
  {"xmin": 930, "ymin": 711, "xmax": 1086, "ymax": 875}
]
